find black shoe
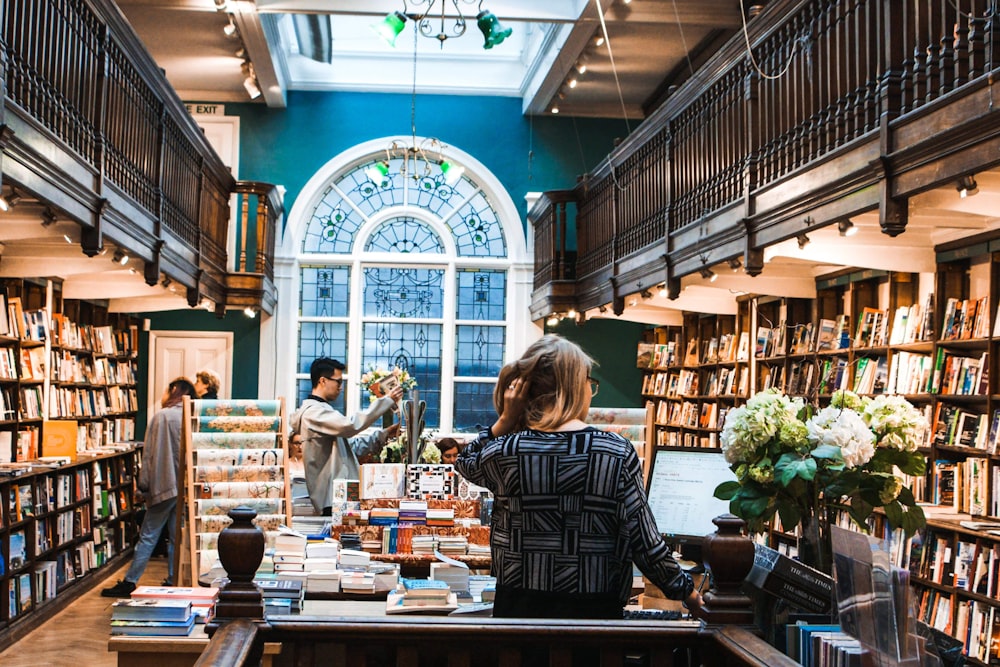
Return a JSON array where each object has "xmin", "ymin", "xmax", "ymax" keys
[
  {"xmin": 161, "ymin": 579, "xmax": 173, "ymax": 586},
  {"xmin": 101, "ymin": 580, "xmax": 136, "ymax": 598}
]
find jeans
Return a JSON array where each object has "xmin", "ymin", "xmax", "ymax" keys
[{"xmin": 125, "ymin": 496, "xmax": 177, "ymax": 584}]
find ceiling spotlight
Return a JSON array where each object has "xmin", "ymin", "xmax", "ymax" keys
[
  {"xmin": 838, "ymin": 219, "xmax": 858, "ymax": 237},
  {"xmin": 161, "ymin": 276, "xmax": 172, "ymax": 289},
  {"xmin": 63, "ymin": 234, "xmax": 73, "ymax": 244},
  {"xmin": 244, "ymin": 307, "xmax": 257, "ymax": 318},
  {"xmin": 658, "ymin": 284, "xmax": 669, "ymax": 298},
  {"xmin": 699, "ymin": 267, "xmax": 718, "ymax": 282},
  {"xmin": 797, "ymin": 233, "xmax": 811, "ymax": 249},
  {"xmin": 243, "ymin": 75, "xmax": 261, "ymax": 100},
  {"xmin": 727, "ymin": 257, "xmax": 742, "ymax": 271},
  {"xmin": 40, "ymin": 208, "xmax": 56, "ymax": 227},
  {"xmin": 594, "ymin": 34, "xmax": 605, "ymax": 47},
  {"xmin": 0, "ymin": 188, "xmax": 22, "ymax": 212},
  {"xmin": 957, "ymin": 175, "xmax": 979, "ymax": 198},
  {"xmin": 234, "ymin": 47, "xmax": 246, "ymax": 59},
  {"xmin": 550, "ymin": 106, "xmax": 560, "ymax": 114},
  {"xmin": 223, "ymin": 17, "xmax": 238, "ymax": 38},
  {"xmin": 568, "ymin": 77, "xmax": 578, "ymax": 89},
  {"xmin": 628, "ymin": 297, "xmax": 638, "ymax": 307},
  {"xmin": 640, "ymin": 289, "xmax": 653, "ymax": 300},
  {"xmin": 112, "ymin": 249, "xmax": 129, "ymax": 265},
  {"xmin": 575, "ymin": 59, "xmax": 588, "ymax": 75},
  {"xmin": 546, "ymin": 313, "xmax": 560, "ymax": 327},
  {"xmin": 598, "ymin": 304, "xmax": 609, "ymax": 314},
  {"xmin": 200, "ymin": 298, "xmax": 214, "ymax": 311}
]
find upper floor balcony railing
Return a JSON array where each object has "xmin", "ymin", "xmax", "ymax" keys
[
  {"xmin": 530, "ymin": 0, "xmax": 1000, "ymax": 320},
  {"xmin": 0, "ymin": 0, "xmax": 278, "ymax": 314}
]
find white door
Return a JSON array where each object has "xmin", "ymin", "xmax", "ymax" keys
[{"xmin": 147, "ymin": 331, "xmax": 233, "ymax": 416}]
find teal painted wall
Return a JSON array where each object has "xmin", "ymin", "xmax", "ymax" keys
[{"xmin": 545, "ymin": 318, "xmax": 649, "ymax": 409}]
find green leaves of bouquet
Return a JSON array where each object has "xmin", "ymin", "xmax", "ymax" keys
[{"xmin": 714, "ymin": 389, "xmax": 928, "ymax": 537}]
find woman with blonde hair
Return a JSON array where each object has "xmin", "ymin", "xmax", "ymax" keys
[{"xmin": 457, "ymin": 335, "xmax": 700, "ymax": 619}]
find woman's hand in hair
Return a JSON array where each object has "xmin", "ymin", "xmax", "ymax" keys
[{"xmin": 492, "ymin": 376, "xmax": 529, "ymax": 438}]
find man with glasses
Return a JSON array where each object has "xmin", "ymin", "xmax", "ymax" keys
[{"xmin": 290, "ymin": 357, "xmax": 403, "ymax": 515}]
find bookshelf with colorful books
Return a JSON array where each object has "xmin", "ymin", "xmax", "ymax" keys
[{"xmin": 0, "ymin": 447, "xmax": 141, "ymax": 644}]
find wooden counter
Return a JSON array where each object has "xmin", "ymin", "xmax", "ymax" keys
[{"xmin": 108, "ymin": 623, "xmax": 282, "ymax": 667}]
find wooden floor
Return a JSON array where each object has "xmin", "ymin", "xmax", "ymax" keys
[{"xmin": 0, "ymin": 558, "xmax": 169, "ymax": 666}]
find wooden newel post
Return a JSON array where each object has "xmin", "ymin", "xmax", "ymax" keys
[
  {"xmin": 698, "ymin": 513, "xmax": 755, "ymax": 626},
  {"xmin": 211, "ymin": 506, "xmax": 265, "ymax": 625}
]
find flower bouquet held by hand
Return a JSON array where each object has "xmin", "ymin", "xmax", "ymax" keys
[
  {"xmin": 714, "ymin": 389, "xmax": 929, "ymax": 542},
  {"xmin": 359, "ymin": 365, "xmax": 417, "ymax": 401}
]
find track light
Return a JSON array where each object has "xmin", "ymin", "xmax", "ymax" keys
[
  {"xmin": 63, "ymin": 234, "xmax": 73, "ymax": 244},
  {"xmin": 575, "ymin": 59, "xmax": 588, "ymax": 75},
  {"xmin": 40, "ymin": 207, "xmax": 56, "ymax": 227},
  {"xmin": 594, "ymin": 34, "xmax": 605, "ymax": 47},
  {"xmin": 957, "ymin": 175, "xmax": 979, "ymax": 198},
  {"xmin": 797, "ymin": 233, "xmax": 811, "ymax": 249},
  {"xmin": 727, "ymin": 258, "xmax": 742, "ymax": 272},
  {"xmin": 234, "ymin": 47, "xmax": 246, "ymax": 59},
  {"xmin": 568, "ymin": 77, "xmax": 579, "ymax": 89},
  {"xmin": 838, "ymin": 219, "xmax": 858, "ymax": 237},
  {"xmin": 112, "ymin": 249, "xmax": 129, "ymax": 265},
  {"xmin": 161, "ymin": 276, "xmax": 172, "ymax": 289},
  {"xmin": 200, "ymin": 298, "xmax": 214, "ymax": 311},
  {"xmin": 243, "ymin": 75, "xmax": 261, "ymax": 100},
  {"xmin": 223, "ymin": 17, "xmax": 238, "ymax": 38},
  {"xmin": 658, "ymin": 284, "xmax": 669, "ymax": 298},
  {"xmin": 628, "ymin": 297, "xmax": 638, "ymax": 307},
  {"xmin": 0, "ymin": 188, "xmax": 22, "ymax": 212},
  {"xmin": 640, "ymin": 289, "xmax": 653, "ymax": 300},
  {"xmin": 372, "ymin": 11, "xmax": 407, "ymax": 47},
  {"xmin": 546, "ymin": 313, "xmax": 560, "ymax": 327},
  {"xmin": 550, "ymin": 106, "xmax": 560, "ymax": 114},
  {"xmin": 699, "ymin": 267, "xmax": 718, "ymax": 282},
  {"xmin": 244, "ymin": 307, "xmax": 257, "ymax": 318}
]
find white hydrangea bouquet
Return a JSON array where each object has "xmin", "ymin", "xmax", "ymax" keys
[{"xmin": 714, "ymin": 388, "xmax": 928, "ymax": 565}]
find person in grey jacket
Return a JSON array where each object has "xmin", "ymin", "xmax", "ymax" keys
[
  {"xmin": 289, "ymin": 357, "xmax": 402, "ymax": 515},
  {"xmin": 102, "ymin": 377, "xmax": 197, "ymax": 597}
]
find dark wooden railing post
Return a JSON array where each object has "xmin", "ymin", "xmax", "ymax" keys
[
  {"xmin": 698, "ymin": 513, "xmax": 756, "ymax": 626},
  {"xmin": 211, "ymin": 506, "xmax": 265, "ymax": 624}
]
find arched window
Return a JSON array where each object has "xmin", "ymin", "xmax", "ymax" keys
[{"xmin": 272, "ymin": 137, "xmax": 533, "ymax": 433}]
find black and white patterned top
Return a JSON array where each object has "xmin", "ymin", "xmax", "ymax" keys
[{"xmin": 456, "ymin": 426, "xmax": 693, "ymax": 606}]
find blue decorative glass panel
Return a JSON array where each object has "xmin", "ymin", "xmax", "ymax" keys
[
  {"xmin": 365, "ymin": 217, "xmax": 444, "ymax": 254},
  {"xmin": 302, "ymin": 186, "xmax": 363, "ymax": 254},
  {"xmin": 297, "ymin": 322, "xmax": 347, "ymax": 373},
  {"xmin": 452, "ymin": 382, "xmax": 497, "ymax": 432},
  {"xmin": 341, "ymin": 158, "xmax": 404, "ymax": 216},
  {"xmin": 455, "ymin": 325, "xmax": 505, "ymax": 376},
  {"xmin": 363, "ymin": 267, "xmax": 444, "ymax": 318},
  {"xmin": 450, "ymin": 191, "xmax": 506, "ymax": 257},
  {"xmin": 456, "ymin": 269, "xmax": 506, "ymax": 321},
  {"xmin": 363, "ymin": 322, "xmax": 442, "ymax": 429},
  {"xmin": 300, "ymin": 265, "xmax": 350, "ymax": 317}
]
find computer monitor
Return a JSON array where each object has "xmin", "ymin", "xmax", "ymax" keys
[{"xmin": 645, "ymin": 447, "xmax": 737, "ymax": 547}]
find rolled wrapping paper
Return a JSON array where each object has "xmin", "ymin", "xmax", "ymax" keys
[
  {"xmin": 192, "ymin": 399, "xmax": 282, "ymax": 417},
  {"xmin": 190, "ymin": 432, "xmax": 280, "ymax": 449},
  {"xmin": 196, "ymin": 415, "xmax": 282, "ymax": 433}
]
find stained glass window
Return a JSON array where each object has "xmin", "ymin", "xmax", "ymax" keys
[
  {"xmin": 365, "ymin": 217, "xmax": 444, "ymax": 254},
  {"xmin": 363, "ymin": 267, "xmax": 444, "ymax": 319},
  {"xmin": 362, "ymin": 322, "xmax": 442, "ymax": 428},
  {"xmin": 300, "ymin": 265, "xmax": 350, "ymax": 317},
  {"xmin": 296, "ymin": 146, "xmax": 514, "ymax": 432}
]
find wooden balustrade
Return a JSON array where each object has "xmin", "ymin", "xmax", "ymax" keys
[
  {"xmin": 528, "ymin": 0, "xmax": 1000, "ymax": 319},
  {"xmin": 192, "ymin": 508, "xmax": 799, "ymax": 667},
  {"xmin": 0, "ymin": 0, "xmax": 277, "ymax": 313}
]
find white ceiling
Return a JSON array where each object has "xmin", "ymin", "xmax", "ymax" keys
[{"xmin": 115, "ymin": 0, "xmax": 744, "ymax": 117}]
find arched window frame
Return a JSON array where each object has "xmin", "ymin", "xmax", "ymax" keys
[{"xmin": 266, "ymin": 136, "xmax": 537, "ymax": 433}]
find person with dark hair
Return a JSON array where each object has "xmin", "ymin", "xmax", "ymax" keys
[
  {"xmin": 194, "ymin": 369, "xmax": 221, "ymax": 400},
  {"xmin": 456, "ymin": 335, "xmax": 702, "ymax": 620},
  {"xmin": 290, "ymin": 357, "xmax": 403, "ymax": 515},
  {"xmin": 102, "ymin": 376, "xmax": 197, "ymax": 597},
  {"xmin": 435, "ymin": 437, "xmax": 463, "ymax": 465}
]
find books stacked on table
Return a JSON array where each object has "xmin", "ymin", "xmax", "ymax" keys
[
  {"xmin": 127, "ymin": 586, "xmax": 220, "ymax": 626},
  {"xmin": 369, "ymin": 507, "xmax": 399, "ymax": 526},
  {"xmin": 272, "ymin": 528, "xmax": 308, "ymax": 573},
  {"xmin": 110, "ymin": 598, "xmax": 195, "ymax": 637},
  {"xmin": 385, "ymin": 577, "xmax": 458, "ymax": 615},
  {"xmin": 430, "ymin": 562, "xmax": 469, "ymax": 592},
  {"xmin": 369, "ymin": 562, "xmax": 400, "ymax": 592},
  {"xmin": 339, "ymin": 533, "xmax": 362, "ymax": 551},
  {"xmin": 398, "ymin": 500, "xmax": 427, "ymax": 524},
  {"xmin": 305, "ymin": 539, "xmax": 339, "ymax": 560},
  {"xmin": 411, "ymin": 535, "xmax": 437, "ymax": 554},
  {"xmin": 254, "ymin": 577, "xmax": 304, "ymax": 614},
  {"xmin": 436, "ymin": 535, "xmax": 467, "ymax": 557},
  {"xmin": 426, "ymin": 507, "xmax": 455, "ymax": 527},
  {"xmin": 340, "ymin": 570, "xmax": 376, "ymax": 594},
  {"xmin": 291, "ymin": 516, "xmax": 329, "ymax": 536},
  {"xmin": 339, "ymin": 548, "xmax": 371, "ymax": 568},
  {"xmin": 467, "ymin": 542, "xmax": 491, "ymax": 557},
  {"xmin": 305, "ymin": 569, "xmax": 341, "ymax": 594},
  {"xmin": 468, "ymin": 575, "xmax": 497, "ymax": 602}
]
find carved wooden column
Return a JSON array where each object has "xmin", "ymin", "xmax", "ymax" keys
[{"xmin": 698, "ymin": 513, "xmax": 755, "ymax": 626}]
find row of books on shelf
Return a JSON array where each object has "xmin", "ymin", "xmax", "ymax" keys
[
  {"xmin": 650, "ymin": 399, "xmax": 731, "ymax": 431},
  {"xmin": 641, "ymin": 369, "xmax": 699, "ymax": 397},
  {"xmin": 49, "ymin": 314, "xmax": 126, "ymax": 357},
  {"xmin": 50, "ymin": 351, "xmax": 136, "ymax": 386},
  {"xmin": 941, "ymin": 296, "xmax": 998, "ymax": 342},
  {"xmin": 0, "ymin": 297, "xmax": 46, "ymax": 343},
  {"xmin": 35, "ymin": 506, "xmax": 91, "ymax": 553},
  {"xmin": 651, "ymin": 428, "xmax": 720, "ymax": 449},
  {"xmin": 637, "ymin": 332, "xmax": 754, "ymax": 370}
]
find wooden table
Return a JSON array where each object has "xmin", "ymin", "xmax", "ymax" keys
[{"xmin": 108, "ymin": 623, "xmax": 282, "ymax": 667}]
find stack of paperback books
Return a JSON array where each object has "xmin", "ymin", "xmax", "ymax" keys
[
  {"xmin": 110, "ymin": 598, "xmax": 195, "ymax": 637},
  {"xmin": 386, "ymin": 577, "xmax": 457, "ymax": 614},
  {"xmin": 129, "ymin": 585, "xmax": 220, "ymax": 624},
  {"xmin": 254, "ymin": 577, "xmax": 304, "ymax": 614}
]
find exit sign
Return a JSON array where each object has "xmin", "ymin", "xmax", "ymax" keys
[{"xmin": 185, "ymin": 103, "xmax": 225, "ymax": 116}]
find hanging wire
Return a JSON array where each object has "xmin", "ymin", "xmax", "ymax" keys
[
  {"xmin": 740, "ymin": 1, "xmax": 801, "ymax": 81},
  {"xmin": 669, "ymin": 0, "xmax": 697, "ymax": 79},
  {"xmin": 593, "ymin": 0, "xmax": 632, "ymax": 137}
]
